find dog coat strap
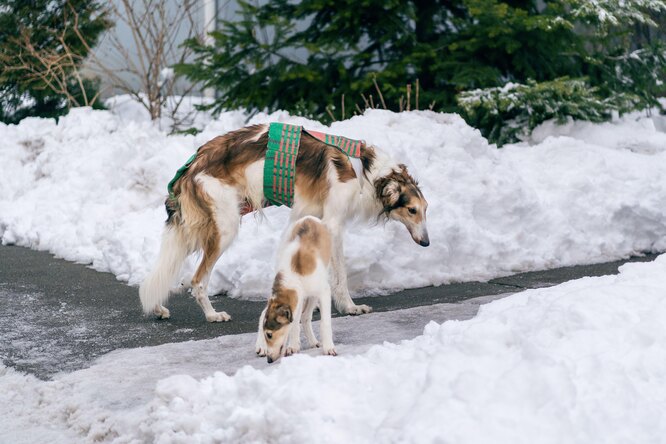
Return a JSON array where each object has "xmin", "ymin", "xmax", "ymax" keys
[
  {"xmin": 264, "ymin": 123, "xmax": 302, "ymax": 206},
  {"xmin": 305, "ymin": 129, "xmax": 365, "ymax": 188},
  {"xmin": 167, "ymin": 151, "xmax": 197, "ymax": 200},
  {"xmin": 304, "ymin": 129, "xmax": 364, "ymax": 158}
]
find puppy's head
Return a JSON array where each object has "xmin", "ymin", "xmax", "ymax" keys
[
  {"xmin": 375, "ymin": 164, "xmax": 429, "ymax": 247},
  {"xmin": 263, "ymin": 274, "xmax": 296, "ymax": 363}
]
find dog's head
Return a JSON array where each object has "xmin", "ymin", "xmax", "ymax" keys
[
  {"xmin": 375, "ymin": 164, "xmax": 429, "ymax": 247},
  {"xmin": 262, "ymin": 274, "xmax": 297, "ymax": 363}
]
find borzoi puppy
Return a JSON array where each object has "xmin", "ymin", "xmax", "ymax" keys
[
  {"xmin": 256, "ymin": 216, "xmax": 335, "ymax": 363},
  {"xmin": 139, "ymin": 123, "xmax": 429, "ymax": 322}
]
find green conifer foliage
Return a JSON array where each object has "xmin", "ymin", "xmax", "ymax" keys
[
  {"xmin": 178, "ymin": 0, "xmax": 582, "ymax": 118},
  {"xmin": 179, "ymin": 0, "xmax": 666, "ymax": 144}
]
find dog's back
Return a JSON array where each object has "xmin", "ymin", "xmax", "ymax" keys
[{"xmin": 280, "ymin": 216, "xmax": 331, "ymax": 279}]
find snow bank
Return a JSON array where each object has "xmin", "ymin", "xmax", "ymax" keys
[
  {"xmin": 114, "ymin": 254, "xmax": 666, "ymax": 443},
  {"xmin": 1, "ymin": 103, "xmax": 666, "ymax": 299},
  {"xmin": 3, "ymin": 254, "xmax": 665, "ymax": 443}
]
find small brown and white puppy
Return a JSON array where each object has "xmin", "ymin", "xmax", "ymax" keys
[
  {"xmin": 256, "ymin": 216, "xmax": 336, "ymax": 363},
  {"xmin": 139, "ymin": 123, "xmax": 429, "ymax": 323}
]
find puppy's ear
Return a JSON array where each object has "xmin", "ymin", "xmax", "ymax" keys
[
  {"xmin": 382, "ymin": 180, "xmax": 401, "ymax": 207},
  {"xmin": 275, "ymin": 304, "xmax": 292, "ymax": 324}
]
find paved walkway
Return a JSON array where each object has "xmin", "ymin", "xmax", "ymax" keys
[{"xmin": 0, "ymin": 244, "xmax": 658, "ymax": 379}]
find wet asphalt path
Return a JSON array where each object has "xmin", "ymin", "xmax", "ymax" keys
[{"xmin": 0, "ymin": 244, "xmax": 658, "ymax": 379}]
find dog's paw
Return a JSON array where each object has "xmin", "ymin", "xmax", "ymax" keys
[
  {"xmin": 255, "ymin": 346, "xmax": 267, "ymax": 357},
  {"xmin": 343, "ymin": 304, "xmax": 372, "ymax": 315},
  {"xmin": 308, "ymin": 341, "xmax": 321, "ymax": 349},
  {"xmin": 154, "ymin": 305, "xmax": 170, "ymax": 319},
  {"xmin": 285, "ymin": 346, "xmax": 300, "ymax": 356},
  {"xmin": 206, "ymin": 311, "xmax": 231, "ymax": 322},
  {"xmin": 324, "ymin": 347, "xmax": 337, "ymax": 356}
]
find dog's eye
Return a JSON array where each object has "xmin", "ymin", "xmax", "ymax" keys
[
  {"xmin": 408, "ymin": 207, "xmax": 417, "ymax": 215},
  {"xmin": 266, "ymin": 332, "xmax": 273, "ymax": 339}
]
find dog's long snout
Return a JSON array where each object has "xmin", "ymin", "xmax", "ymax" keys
[{"xmin": 410, "ymin": 226, "xmax": 429, "ymax": 247}]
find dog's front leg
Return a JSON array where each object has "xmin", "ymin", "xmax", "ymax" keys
[
  {"xmin": 285, "ymin": 307, "xmax": 302, "ymax": 356},
  {"xmin": 301, "ymin": 296, "xmax": 320, "ymax": 349},
  {"xmin": 255, "ymin": 307, "xmax": 268, "ymax": 357},
  {"xmin": 318, "ymin": 285, "xmax": 336, "ymax": 356},
  {"xmin": 327, "ymin": 224, "xmax": 372, "ymax": 315}
]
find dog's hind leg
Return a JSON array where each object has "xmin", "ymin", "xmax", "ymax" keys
[
  {"xmin": 190, "ymin": 174, "xmax": 240, "ymax": 322},
  {"xmin": 139, "ymin": 224, "xmax": 190, "ymax": 320},
  {"xmin": 191, "ymin": 228, "xmax": 231, "ymax": 322}
]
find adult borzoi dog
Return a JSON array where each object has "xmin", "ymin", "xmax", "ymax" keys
[
  {"xmin": 139, "ymin": 123, "xmax": 429, "ymax": 322},
  {"xmin": 257, "ymin": 216, "xmax": 336, "ymax": 362}
]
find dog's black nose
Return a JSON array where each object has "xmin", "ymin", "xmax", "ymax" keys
[
  {"xmin": 419, "ymin": 239, "xmax": 430, "ymax": 247},
  {"xmin": 267, "ymin": 356, "xmax": 274, "ymax": 364}
]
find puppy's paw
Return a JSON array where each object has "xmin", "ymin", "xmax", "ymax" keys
[
  {"xmin": 285, "ymin": 346, "xmax": 300, "ymax": 356},
  {"xmin": 255, "ymin": 346, "xmax": 266, "ymax": 357},
  {"xmin": 324, "ymin": 347, "xmax": 337, "ymax": 356},
  {"xmin": 342, "ymin": 304, "xmax": 372, "ymax": 316},
  {"xmin": 206, "ymin": 311, "xmax": 231, "ymax": 322}
]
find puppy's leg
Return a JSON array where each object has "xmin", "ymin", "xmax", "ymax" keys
[
  {"xmin": 318, "ymin": 285, "xmax": 336, "ymax": 356},
  {"xmin": 301, "ymin": 296, "xmax": 320, "ymax": 349},
  {"xmin": 326, "ymin": 222, "xmax": 372, "ymax": 315},
  {"xmin": 285, "ymin": 303, "xmax": 303, "ymax": 356},
  {"xmin": 255, "ymin": 307, "xmax": 268, "ymax": 356}
]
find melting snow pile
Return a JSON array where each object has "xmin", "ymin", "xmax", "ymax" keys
[
  {"xmin": 2, "ymin": 254, "xmax": 665, "ymax": 443},
  {"xmin": 1, "ymin": 102, "xmax": 666, "ymax": 299}
]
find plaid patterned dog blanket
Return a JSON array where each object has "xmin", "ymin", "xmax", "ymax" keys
[{"xmin": 263, "ymin": 122, "xmax": 364, "ymax": 207}]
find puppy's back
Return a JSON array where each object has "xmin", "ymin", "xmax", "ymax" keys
[{"xmin": 288, "ymin": 216, "xmax": 331, "ymax": 276}]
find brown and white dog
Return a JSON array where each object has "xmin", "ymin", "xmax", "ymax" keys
[
  {"xmin": 256, "ymin": 216, "xmax": 335, "ymax": 362},
  {"xmin": 139, "ymin": 123, "xmax": 429, "ymax": 322}
]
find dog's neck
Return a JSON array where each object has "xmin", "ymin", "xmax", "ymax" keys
[{"xmin": 357, "ymin": 146, "xmax": 400, "ymax": 219}]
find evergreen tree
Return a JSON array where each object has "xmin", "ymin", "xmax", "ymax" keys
[
  {"xmin": 178, "ymin": 0, "xmax": 582, "ymax": 119},
  {"xmin": 179, "ymin": 0, "xmax": 666, "ymax": 144},
  {"xmin": 458, "ymin": 0, "xmax": 666, "ymax": 144},
  {"xmin": 0, "ymin": 0, "xmax": 110, "ymax": 123}
]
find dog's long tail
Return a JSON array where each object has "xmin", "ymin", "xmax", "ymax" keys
[{"xmin": 139, "ymin": 223, "xmax": 190, "ymax": 314}]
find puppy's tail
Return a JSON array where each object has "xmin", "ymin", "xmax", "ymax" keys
[{"xmin": 139, "ymin": 223, "xmax": 190, "ymax": 315}]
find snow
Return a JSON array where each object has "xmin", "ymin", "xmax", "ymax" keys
[
  {"xmin": 0, "ymin": 293, "xmax": 505, "ymax": 444},
  {"xmin": 572, "ymin": 0, "xmax": 666, "ymax": 26},
  {"xmin": 2, "ymin": 255, "xmax": 666, "ymax": 443},
  {"xmin": 1, "ymin": 102, "xmax": 666, "ymax": 300}
]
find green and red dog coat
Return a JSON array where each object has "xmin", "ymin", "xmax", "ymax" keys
[{"xmin": 168, "ymin": 123, "xmax": 365, "ymax": 212}]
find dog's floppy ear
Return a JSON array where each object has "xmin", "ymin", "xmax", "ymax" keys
[
  {"xmin": 382, "ymin": 180, "xmax": 401, "ymax": 207},
  {"xmin": 275, "ymin": 304, "xmax": 292, "ymax": 324}
]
